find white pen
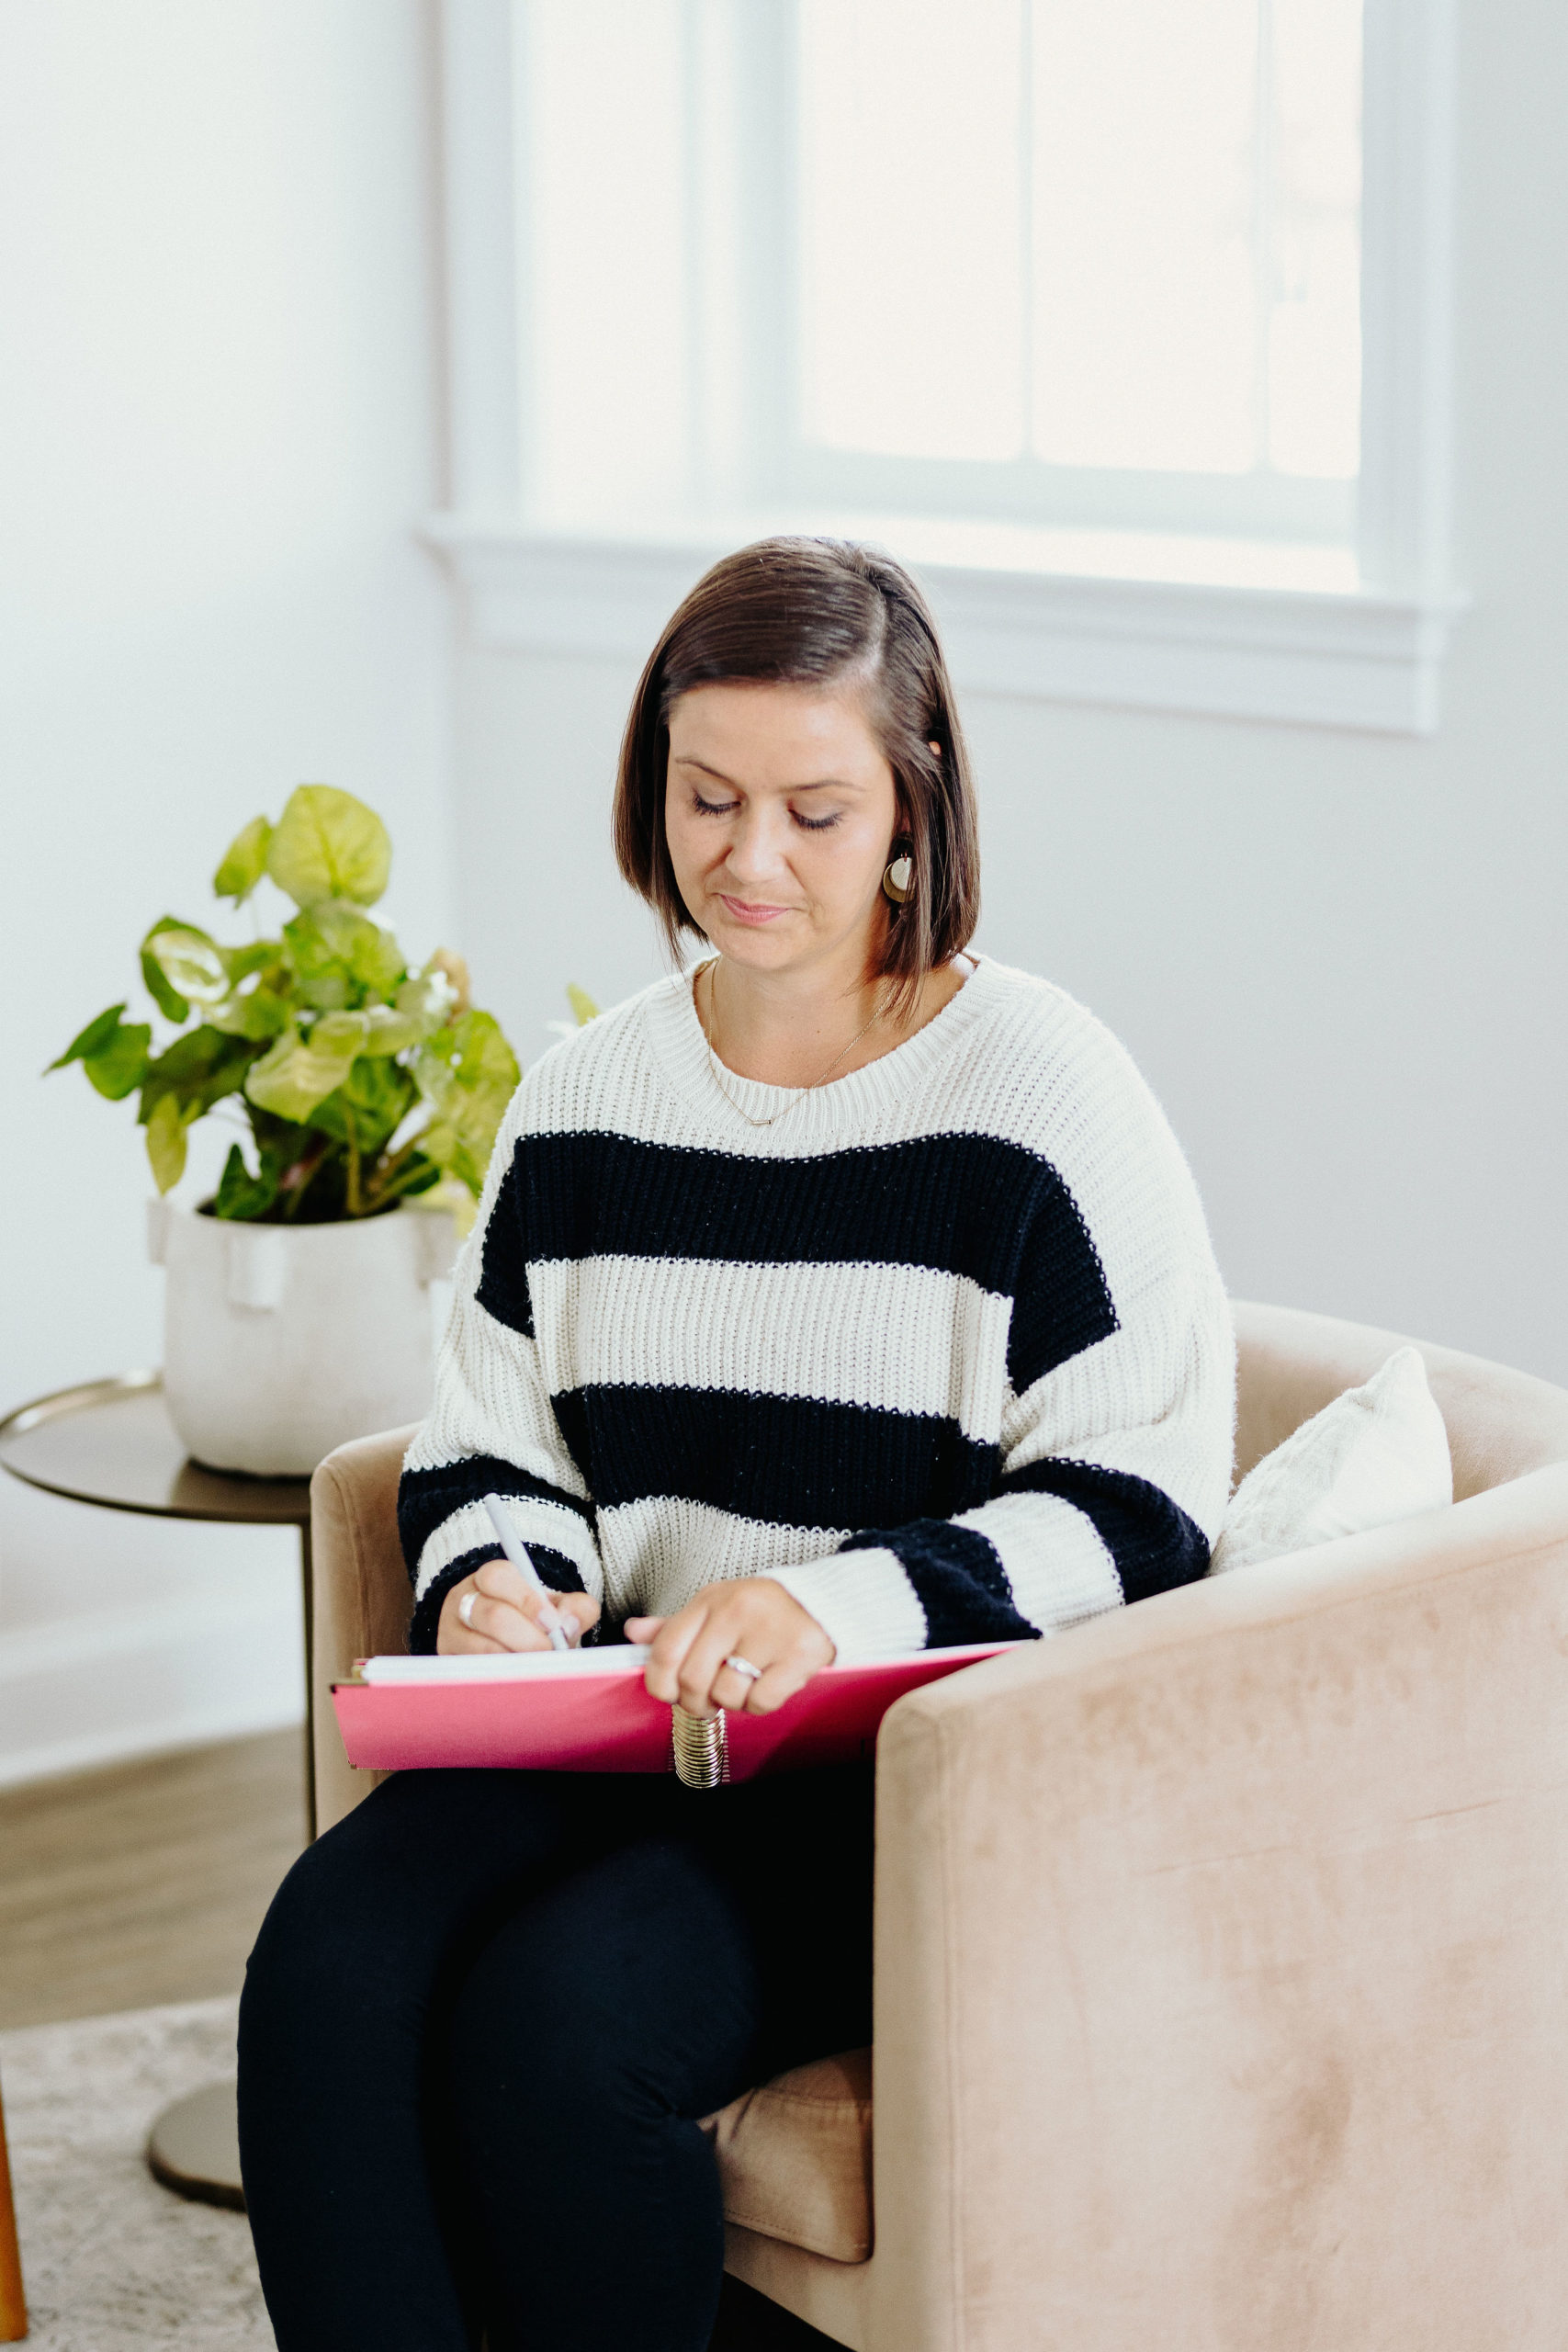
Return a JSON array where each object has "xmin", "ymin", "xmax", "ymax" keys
[{"xmin": 482, "ymin": 1493, "xmax": 573, "ymax": 1653}]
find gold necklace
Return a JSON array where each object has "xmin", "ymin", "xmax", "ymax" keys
[{"xmin": 697, "ymin": 960, "xmax": 886, "ymax": 1130}]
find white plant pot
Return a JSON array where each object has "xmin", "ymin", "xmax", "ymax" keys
[{"xmin": 147, "ymin": 1198, "xmax": 457, "ymax": 1477}]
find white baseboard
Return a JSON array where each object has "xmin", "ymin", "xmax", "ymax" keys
[{"xmin": 0, "ymin": 1585, "xmax": 306, "ymax": 1789}]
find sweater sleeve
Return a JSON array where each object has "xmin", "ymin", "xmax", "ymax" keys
[
  {"xmin": 765, "ymin": 1023, "xmax": 1238, "ymax": 1659},
  {"xmin": 768, "ymin": 1266, "xmax": 1235, "ymax": 1657},
  {"xmin": 399, "ymin": 1099, "xmax": 604, "ymax": 1654}
]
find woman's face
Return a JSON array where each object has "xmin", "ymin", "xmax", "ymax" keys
[{"xmin": 663, "ymin": 678, "xmax": 901, "ymax": 978}]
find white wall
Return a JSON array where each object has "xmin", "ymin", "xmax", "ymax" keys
[
  {"xmin": 0, "ymin": 3, "xmax": 451, "ymax": 1782},
  {"xmin": 449, "ymin": 0, "xmax": 1568, "ymax": 1389}
]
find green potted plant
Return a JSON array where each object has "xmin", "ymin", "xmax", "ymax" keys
[{"xmin": 50, "ymin": 786, "xmax": 523, "ymax": 1476}]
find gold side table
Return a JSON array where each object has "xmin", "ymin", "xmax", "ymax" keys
[{"xmin": 0, "ymin": 1371, "xmax": 316, "ymax": 2212}]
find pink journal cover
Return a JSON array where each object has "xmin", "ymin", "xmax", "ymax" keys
[{"xmin": 332, "ymin": 1642, "xmax": 1020, "ymax": 1781}]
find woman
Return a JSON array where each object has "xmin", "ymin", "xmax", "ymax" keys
[{"xmin": 238, "ymin": 537, "xmax": 1235, "ymax": 2351}]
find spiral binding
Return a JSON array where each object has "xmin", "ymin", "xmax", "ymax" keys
[{"xmin": 671, "ymin": 1703, "xmax": 728, "ymax": 1788}]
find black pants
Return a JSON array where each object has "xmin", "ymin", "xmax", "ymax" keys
[{"xmin": 237, "ymin": 1761, "xmax": 875, "ymax": 2352}]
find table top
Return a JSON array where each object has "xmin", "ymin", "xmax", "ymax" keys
[{"xmin": 0, "ymin": 1374, "xmax": 312, "ymax": 1525}]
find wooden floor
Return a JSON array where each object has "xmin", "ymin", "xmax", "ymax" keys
[{"xmin": 0, "ymin": 1729, "xmax": 307, "ymax": 2030}]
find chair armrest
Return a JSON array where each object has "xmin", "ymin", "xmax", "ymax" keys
[
  {"xmin": 867, "ymin": 1465, "xmax": 1568, "ymax": 2352},
  {"xmin": 310, "ymin": 1424, "xmax": 419, "ymax": 1837}
]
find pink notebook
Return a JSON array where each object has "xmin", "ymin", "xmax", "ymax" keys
[{"xmin": 332, "ymin": 1641, "xmax": 1021, "ymax": 1781}]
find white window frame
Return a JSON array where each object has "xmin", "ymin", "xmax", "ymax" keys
[{"xmin": 424, "ymin": 0, "xmax": 1464, "ymax": 734}]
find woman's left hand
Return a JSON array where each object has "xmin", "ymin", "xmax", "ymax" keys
[{"xmin": 626, "ymin": 1578, "xmax": 835, "ymax": 1718}]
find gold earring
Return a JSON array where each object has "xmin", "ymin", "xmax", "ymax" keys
[{"xmin": 883, "ymin": 851, "xmax": 913, "ymax": 905}]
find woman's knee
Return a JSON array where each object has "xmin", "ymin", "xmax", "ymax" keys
[
  {"xmin": 242, "ymin": 1772, "xmax": 536, "ymax": 2048},
  {"xmin": 243, "ymin": 1770, "xmax": 588, "ymax": 2041},
  {"xmin": 240, "ymin": 1830, "xmax": 389, "ymax": 2070}
]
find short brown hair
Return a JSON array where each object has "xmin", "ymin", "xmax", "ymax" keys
[{"xmin": 614, "ymin": 537, "xmax": 980, "ymax": 1009}]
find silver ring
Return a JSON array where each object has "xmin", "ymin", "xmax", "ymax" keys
[
  {"xmin": 457, "ymin": 1590, "xmax": 478, "ymax": 1628},
  {"xmin": 722, "ymin": 1653, "xmax": 762, "ymax": 1684}
]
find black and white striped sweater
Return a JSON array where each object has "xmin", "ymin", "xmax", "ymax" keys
[{"xmin": 400, "ymin": 955, "xmax": 1236, "ymax": 1658}]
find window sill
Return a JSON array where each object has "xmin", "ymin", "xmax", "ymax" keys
[{"xmin": 420, "ymin": 512, "xmax": 1467, "ymax": 736}]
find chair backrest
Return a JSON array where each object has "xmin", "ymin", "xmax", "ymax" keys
[
  {"xmin": 1232, "ymin": 1299, "xmax": 1568, "ymax": 1500},
  {"xmin": 310, "ymin": 1421, "xmax": 419, "ymax": 1834}
]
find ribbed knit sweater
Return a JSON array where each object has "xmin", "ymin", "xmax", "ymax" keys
[{"xmin": 399, "ymin": 955, "xmax": 1237, "ymax": 1659}]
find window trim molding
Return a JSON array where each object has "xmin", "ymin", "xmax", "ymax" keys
[
  {"xmin": 422, "ymin": 514, "xmax": 1463, "ymax": 734},
  {"xmin": 429, "ymin": 0, "xmax": 1464, "ymax": 736}
]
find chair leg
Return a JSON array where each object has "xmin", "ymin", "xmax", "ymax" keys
[{"xmin": 0, "ymin": 2076, "xmax": 27, "ymax": 2342}]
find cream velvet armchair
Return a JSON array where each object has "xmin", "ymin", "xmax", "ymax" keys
[{"xmin": 310, "ymin": 1301, "xmax": 1568, "ymax": 2352}]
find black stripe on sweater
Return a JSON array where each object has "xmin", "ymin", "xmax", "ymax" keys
[
  {"xmin": 839, "ymin": 1521, "xmax": 1042, "ymax": 1647},
  {"xmin": 476, "ymin": 1157, "xmax": 534, "ymax": 1337},
  {"xmin": 407, "ymin": 1547, "xmax": 495, "ymax": 1653},
  {"xmin": 555, "ymin": 1385, "xmax": 998, "ymax": 1532},
  {"xmin": 406, "ymin": 1542, "xmax": 587, "ymax": 1654},
  {"xmin": 398, "ymin": 1453, "xmax": 593, "ymax": 1576},
  {"xmin": 1000, "ymin": 1458, "xmax": 1211, "ymax": 1602},
  {"xmin": 491, "ymin": 1129, "xmax": 1115, "ymax": 1387}
]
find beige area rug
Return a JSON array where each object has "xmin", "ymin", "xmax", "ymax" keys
[{"xmin": 0, "ymin": 1996, "xmax": 273, "ymax": 2351}]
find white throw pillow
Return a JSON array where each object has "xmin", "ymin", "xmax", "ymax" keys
[{"xmin": 1210, "ymin": 1345, "xmax": 1453, "ymax": 1577}]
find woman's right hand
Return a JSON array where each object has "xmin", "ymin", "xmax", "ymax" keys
[{"xmin": 436, "ymin": 1559, "xmax": 602, "ymax": 1655}]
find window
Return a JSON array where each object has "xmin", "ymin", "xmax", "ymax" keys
[
  {"xmin": 433, "ymin": 0, "xmax": 1461, "ymax": 732},
  {"xmin": 516, "ymin": 0, "xmax": 1361, "ymax": 549},
  {"xmin": 795, "ymin": 0, "xmax": 1361, "ymax": 543}
]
